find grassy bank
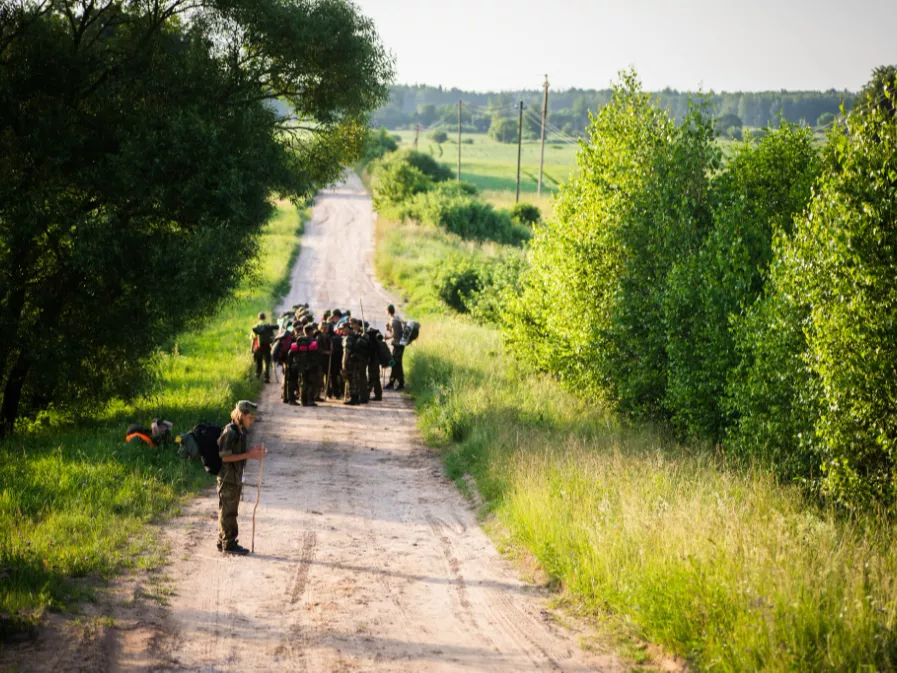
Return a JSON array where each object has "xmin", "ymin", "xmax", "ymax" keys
[
  {"xmin": 375, "ymin": 216, "xmax": 897, "ymax": 671},
  {"xmin": 0, "ymin": 203, "xmax": 305, "ymax": 637}
]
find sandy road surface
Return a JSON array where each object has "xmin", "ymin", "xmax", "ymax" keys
[{"xmin": 7, "ymin": 173, "xmax": 621, "ymax": 673}]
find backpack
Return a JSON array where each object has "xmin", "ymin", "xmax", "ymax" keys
[
  {"xmin": 252, "ymin": 323, "xmax": 276, "ymax": 347},
  {"xmin": 272, "ymin": 331, "xmax": 293, "ymax": 364},
  {"xmin": 191, "ymin": 421, "xmax": 223, "ymax": 475},
  {"xmin": 354, "ymin": 332, "xmax": 372, "ymax": 359},
  {"xmin": 400, "ymin": 320, "xmax": 420, "ymax": 346},
  {"xmin": 377, "ymin": 337, "xmax": 392, "ymax": 367}
]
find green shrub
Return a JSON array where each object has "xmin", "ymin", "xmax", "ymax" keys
[
  {"xmin": 467, "ymin": 254, "xmax": 528, "ymax": 325},
  {"xmin": 510, "ymin": 202, "xmax": 541, "ymax": 226},
  {"xmin": 370, "ymin": 156, "xmax": 432, "ymax": 210},
  {"xmin": 730, "ymin": 80, "xmax": 897, "ymax": 508},
  {"xmin": 407, "ymin": 189, "xmax": 530, "ymax": 245},
  {"xmin": 430, "ymin": 129, "xmax": 448, "ymax": 144},
  {"xmin": 437, "ymin": 255, "xmax": 484, "ymax": 313},
  {"xmin": 663, "ymin": 124, "xmax": 821, "ymax": 442},
  {"xmin": 508, "ymin": 71, "xmax": 717, "ymax": 415},
  {"xmin": 400, "ymin": 149, "xmax": 454, "ymax": 182},
  {"xmin": 506, "ymin": 72, "xmax": 671, "ymax": 396},
  {"xmin": 363, "ymin": 127, "xmax": 398, "ymax": 162}
]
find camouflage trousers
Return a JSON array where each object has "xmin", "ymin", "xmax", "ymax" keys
[
  {"xmin": 254, "ymin": 346, "xmax": 272, "ymax": 381},
  {"xmin": 301, "ymin": 369, "xmax": 319, "ymax": 406},
  {"xmin": 346, "ymin": 361, "xmax": 367, "ymax": 398},
  {"xmin": 367, "ymin": 363, "xmax": 381, "ymax": 401},
  {"xmin": 217, "ymin": 479, "xmax": 242, "ymax": 546}
]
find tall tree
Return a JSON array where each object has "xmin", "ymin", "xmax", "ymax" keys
[{"xmin": 0, "ymin": 0, "xmax": 394, "ymax": 435}]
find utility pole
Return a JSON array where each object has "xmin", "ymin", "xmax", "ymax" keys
[
  {"xmin": 538, "ymin": 74, "xmax": 549, "ymax": 196},
  {"xmin": 515, "ymin": 100, "xmax": 524, "ymax": 203},
  {"xmin": 413, "ymin": 122, "xmax": 420, "ymax": 150},
  {"xmin": 457, "ymin": 99, "xmax": 462, "ymax": 182}
]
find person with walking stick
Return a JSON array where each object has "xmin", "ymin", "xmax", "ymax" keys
[{"xmin": 216, "ymin": 400, "xmax": 267, "ymax": 555}]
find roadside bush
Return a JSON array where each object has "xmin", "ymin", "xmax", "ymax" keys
[
  {"xmin": 506, "ymin": 71, "xmax": 676, "ymax": 396},
  {"xmin": 430, "ymin": 129, "xmax": 448, "ymax": 144},
  {"xmin": 363, "ymin": 127, "xmax": 398, "ymax": 162},
  {"xmin": 370, "ymin": 155, "xmax": 432, "ymax": 209},
  {"xmin": 400, "ymin": 149, "xmax": 454, "ymax": 182},
  {"xmin": 664, "ymin": 124, "xmax": 821, "ymax": 442},
  {"xmin": 437, "ymin": 255, "xmax": 484, "ymax": 313},
  {"xmin": 407, "ymin": 188, "xmax": 530, "ymax": 245},
  {"xmin": 730, "ymin": 81, "xmax": 897, "ymax": 508},
  {"xmin": 510, "ymin": 202, "xmax": 541, "ymax": 226},
  {"xmin": 467, "ymin": 254, "xmax": 528, "ymax": 325}
]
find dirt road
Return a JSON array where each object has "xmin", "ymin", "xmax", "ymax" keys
[{"xmin": 108, "ymin": 173, "xmax": 620, "ymax": 672}]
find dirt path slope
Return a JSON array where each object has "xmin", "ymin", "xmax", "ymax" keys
[{"xmin": 108, "ymin": 172, "xmax": 621, "ymax": 672}]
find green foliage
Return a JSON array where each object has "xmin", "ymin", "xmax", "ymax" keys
[
  {"xmin": 437, "ymin": 256, "xmax": 484, "ymax": 313},
  {"xmin": 370, "ymin": 153, "xmax": 434, "ymax": 209},
  {"xmin": 467, "ymin": 255, "xmax": 528, "ymax": 326},
  {"xmin": 506, "ymin": 72, "xmax": 717, "ymax": 415},
  {"xmin": 0, "ymin": 0, "xmax": 393, "ymax": 436},
  {"xmin": 0, "ymin": 204, "xmax": 304, "ymax": 636},
  {"xmin": 430, "ymin": 130, "xmax": 448, "ymax": 144},
  {"xmin": 816, "ymin": 111, "xmax": 836, "ymax": 128},
  {"xmin": 509, "ymin": 202, "xmax": 541, "ymax": 226},
  {"xmin": 401, "ymin": 149, "xmax": 455, "ymax": 182},
  {"xmin": 488, "ymin": 115, "xmax": 518, "ymax": 143},
  {"xmin": 370, "ymin": 151, "xmax": 528, "ymax": 245},
  {"xmin": 716, "ymin": 112, "xmax": 743, "ymax": 139},
  {"xmin": 406, "ymin": 188, "xmax": 530, "ymax": 245},
  {"xmin": 664, "ymin": 124, "xmax": 822, "ymax": 442},
  {"xmin": 856, "ymin": 64, "xmax": 896, "ymax": 118},
  {"xmin": 731, "ymin": 79, "xmax": 897, "ymax": 508},
  {"xmin": 374, "ymin": 84, "xmax": 852, "ymax": 135},
  {"xmin": 363, "ymin": 127, "xmax": 399, "ymax": 162}
]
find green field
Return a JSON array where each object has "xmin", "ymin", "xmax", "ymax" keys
[
  {"xmin": 0, "ymin": 203, "xmax": 305, "ymax": 636},
  {"xmin": 391, "ymin": 130, "xmax": 576, "ymax": 217}
]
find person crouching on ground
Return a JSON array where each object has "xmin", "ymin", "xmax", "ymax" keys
[{"xmin": 216, "ymin": 400, "xmax": 267, "ymax": 555}]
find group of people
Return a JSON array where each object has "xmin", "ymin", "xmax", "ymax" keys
[
  {"xmin": 212, "ymin": 304, "xmax": 410, "ymax": 555},
  {"xmin": 250, "ymin": 303, "xmax": 407, "ymax": 407}
]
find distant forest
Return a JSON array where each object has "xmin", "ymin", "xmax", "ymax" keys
[{"xmin": 372, "ymin": 84, "xmax": 855, "ymax": 140}]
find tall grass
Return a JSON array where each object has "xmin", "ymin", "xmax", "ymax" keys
[
  {"xmin": 0, "ymin": 204, "xmax": 305, "ymax": 637},
  {"xmin": 407, "ymin": 318, "xmax": 897, "ymax": 671}
]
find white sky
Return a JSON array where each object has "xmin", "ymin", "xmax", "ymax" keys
[{"xmin": 355, "ymin": 0, "xmax": 897, "ymax": 92}]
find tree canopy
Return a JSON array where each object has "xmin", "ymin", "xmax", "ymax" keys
[{"xmin": 0, "ymin": 0, "xmax": 393, "ymax": 435}]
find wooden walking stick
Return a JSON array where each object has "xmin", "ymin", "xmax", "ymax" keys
[{"xmin": 251, "ymin": 446, "xmax": 265, "ymax": 553}]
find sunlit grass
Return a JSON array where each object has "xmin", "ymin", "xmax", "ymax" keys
[{"xmin": 0, "ymin": 204, "xmax": 305, "ymax": 636}]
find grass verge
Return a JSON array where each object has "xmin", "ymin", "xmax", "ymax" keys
[
  {"xmin": 0, "ymin": 203, "xmax": 305, "ymax": 638},
  {"xmin": 376, "ymin": 215, "xmax": 897, "ymax": 672}
]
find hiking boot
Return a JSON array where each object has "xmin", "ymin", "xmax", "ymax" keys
[
  {"xmin": 222, "ymin": 542, "xmax": 250, "ymax": 555},
  {"xmin": 384, "ymin": 381, "xmax": 394, "ymax": 391},
  {"xmin": 373, "ymin": 396, "xmax": 382, "ymax": 401},
  {"xmin": 395, "ymin": 383, "xmax": 405, "ymax": 391},
  {"xmin": 344, "ymin": 396, "xmax": 359, "ymax": 406},
  {"xmin": 216, "ymin": 540, "xmax": 222, "ymax": 552}
]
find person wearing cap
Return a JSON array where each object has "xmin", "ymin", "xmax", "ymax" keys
[
  {"xmin": 385, "ymin": 304, "xmax": 405, "ymax": 391},
  {"xmin": 216, "ymin": 401, "xmax": 266, "ymax": 555},
  {"xmin": 251, "ymin": 312, "xmax": 278, "ymax": 383}
]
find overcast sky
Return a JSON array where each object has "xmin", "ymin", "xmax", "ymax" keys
[{"xmin": 355, "ymin": 0, "xmax": 896, "ymax": 92}]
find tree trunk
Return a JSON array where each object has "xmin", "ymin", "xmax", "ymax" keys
[{"xmin": 0, "ymin": 350, "xmax": 30, "ymax": 439}]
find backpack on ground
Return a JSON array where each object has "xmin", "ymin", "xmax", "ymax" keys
[
  {"xmin": 191, "ymin": 421, "xmax": 223, "ymax": 475},
  {"xmin": 400, "ymin": 320, "xmax": 420, "ymax": 346}
]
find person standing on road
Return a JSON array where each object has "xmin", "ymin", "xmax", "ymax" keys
[
  {"xmin": 251, "ymin": 313, "xmax": 278, "ymax": 383},
  {"xmin": 216, "ymin": 401, "xmax": 267, "ymax": 555},
  {"xmin": 385, "ymin": 304, "xmax": 405, "ymax": 391}
]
